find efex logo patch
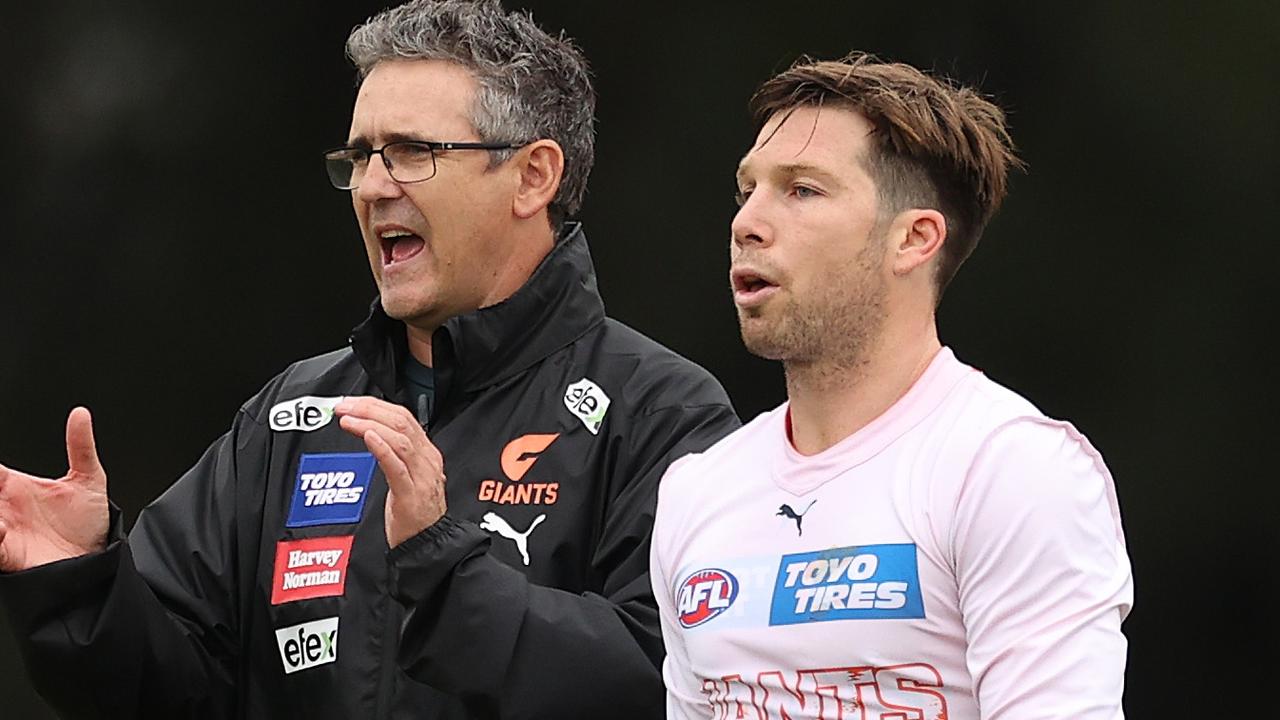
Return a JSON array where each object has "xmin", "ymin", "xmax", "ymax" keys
[
  {"xmin": 769, "ymin": 544, "xmax": 924, "ymax": 626},
  {"xmin": 275, "ymin": 617, "xmax": 339, "ymax": 674},
  {"xmin": 676, "ymin": 568, "xmax": 739, "ymax": 628},
  {"xmin": 286, "ymin": 453, "xmax": 376, "ymax": 528},
  {"xmin": 271, "ymin": 535, "xmax": 354, "ymax": 605},
  {"xmin": 269, "ymin": 396, "xmax": 343, "ymax": 433},
  {"xmin": 477, "ymin": 434, "xmax": 561, "ymax": 506}
]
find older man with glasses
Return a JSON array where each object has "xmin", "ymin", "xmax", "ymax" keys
[{"xmin": 0, "ymin": 1, "xmax": 739, "ymax": 718}]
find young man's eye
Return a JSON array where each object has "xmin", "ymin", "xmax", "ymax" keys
[
  {"xmin": 734, "ymin": 189, "xmax": 753, "ymax": 207},
  {"xmin": 793, "ymin": 185, "xmax": 819, "ymax": 198}
]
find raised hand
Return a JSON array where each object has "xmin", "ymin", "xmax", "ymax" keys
[
  {"xmin": 334, "ymin": 397, "xmax": 446, "ymax": 548},
  {"xmin": 0, "ymin": 407, "xmax": 110, "ymax": 572}
]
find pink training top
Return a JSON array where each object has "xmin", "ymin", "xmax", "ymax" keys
[{"xmin": 652, "ymin": 347, "xmax": 1132, "ymax": 719}]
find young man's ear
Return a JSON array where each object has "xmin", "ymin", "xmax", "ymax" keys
[
  {"xmin": 890, "ymin": 208, "xmax": 947, "ymax": 277},
  {"xmin": 512, "ymin": 139, "xmax": 565, "ymax": 220}
]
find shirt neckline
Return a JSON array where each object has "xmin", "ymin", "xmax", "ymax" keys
[{"xmin": 771, "ymin": 347, "xmax": 976, "ymax": 496}]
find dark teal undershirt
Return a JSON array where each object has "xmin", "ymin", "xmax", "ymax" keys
[{"xmin": 401, "ymin": 356, "xmax": 435, "ymax": 425}]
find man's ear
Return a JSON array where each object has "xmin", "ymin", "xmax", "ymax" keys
[
  {"xmin": 512, "ymin": 139, "xmax": 565, "ymax": 220},
  {"xmin": 890, "ymin": 208, "xmax": 947, "ymax": 276}
]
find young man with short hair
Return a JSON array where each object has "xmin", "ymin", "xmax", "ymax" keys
[{"xmin": 652, "ymin": 53, "xmax": 1132, "ymax": 719}]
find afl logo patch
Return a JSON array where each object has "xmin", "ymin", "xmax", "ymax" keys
[{"xmin": 676, "ymin": 568, "xmax": 739, "ymax": 629}]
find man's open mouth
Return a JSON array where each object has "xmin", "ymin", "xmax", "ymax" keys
[{"xmin": 378, "ymin": 228, "xmax": 425, "ymax": 266}]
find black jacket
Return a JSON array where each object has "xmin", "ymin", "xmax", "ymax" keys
[{"xmin": 0, "ymin": 225, "xmax": 740, "ymax": 719}]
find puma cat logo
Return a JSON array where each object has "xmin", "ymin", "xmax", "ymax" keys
[
  {"xmin": 479, "ymin": 512, "xmax": 547, "ymax": 566},
  {"xmin": 776, "ymin": 500, "xmax": 816, "ymax": 536}
]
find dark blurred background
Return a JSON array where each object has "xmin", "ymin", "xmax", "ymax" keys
[{"xmin": 2, "ymin": 1, "xmax": 1275, "ymax": 716}]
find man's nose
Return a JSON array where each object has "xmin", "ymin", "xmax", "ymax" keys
[
  {"xmin": 356, "ymin": 153, "xmax": 404, "ymax": 203},
  {"xmin": 731, "ymin": 193, "xmax": 773, "ymax": 250}
]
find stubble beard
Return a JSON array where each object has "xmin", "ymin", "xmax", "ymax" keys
[{"xmin": 738, "ymin": 239, "xmax": 888, "ymax": 391}]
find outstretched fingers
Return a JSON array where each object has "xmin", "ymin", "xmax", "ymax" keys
[
  {"xmin": 0, "ymin": 463, "xmax": 17, "ymax": 510},
  {"xmin": 0, "ymin": 503, "xmax": 20, "ymax": 573},
  {"xmin": 65, "ymin": 407, "xmax": 104, "ymax": 484}
]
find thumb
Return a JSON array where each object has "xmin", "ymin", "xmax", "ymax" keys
[
  {"xmin": 0, "ymin": 519, "xmax": 11, "ymax": 571},
  {"xmin": 65, "ymin": 406, "xmax": 104, "ymax": 480}
]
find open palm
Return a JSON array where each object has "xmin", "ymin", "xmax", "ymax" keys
[{"xmin": 0, "ymin": 407, "xmax": 109, "ymax": 572}]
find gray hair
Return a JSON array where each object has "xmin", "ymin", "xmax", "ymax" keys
[{"xmin": 346, "ymin": 0, "xmax": 596, "ymax": 229}]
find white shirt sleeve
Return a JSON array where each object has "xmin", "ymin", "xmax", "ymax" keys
[
  {"xmin": 951, "ymin": 417, "xmax": 1132, "ymax": 719},
  {"xmin": 650, "ymin": 459, "xmax": 711, "ymax": 720}
]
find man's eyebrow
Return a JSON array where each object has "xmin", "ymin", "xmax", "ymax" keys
[
  {"xmin": 344, "ymin": 131, "xmax": 432, "ymax": 147},
  {"xmin": 773, "ymin": 162, "xmax": 837, "ymax": 180},
  {"xmin": 736, "ymin": 160, "xmax": 843, "ymax": 186}
]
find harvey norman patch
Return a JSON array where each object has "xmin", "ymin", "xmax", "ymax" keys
[
  {"xmin": 271, "ymin": 535, "xmax": 354, "ymax": 605},
  {"xmin": 769, "ymin": 543, "xmax": 924, "ymax": 626},
  {"xmin": 286, "ymin": 453, "xmax": 377, "ymax": 528}
]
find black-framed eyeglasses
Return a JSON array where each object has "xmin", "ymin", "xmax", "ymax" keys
[{"xmin": 323, "ymin": 140, "xmax": 521, "ymax": 190}]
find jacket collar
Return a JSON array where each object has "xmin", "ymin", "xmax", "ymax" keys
[{"xmin": 350, "ymin": 223, "xmax": 606, "ymax": 401}]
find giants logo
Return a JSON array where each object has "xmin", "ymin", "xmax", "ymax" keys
[
  {"xmin": 477, "ymin": 434, "xmax": 561, "ymax": 505},
  {"xmin": 702, "ymin": 663, "xmax": 948, "ymax": 720},
  {"xmin": 676, "ymin": 568, "xmax": 739, "ymax": 628}
]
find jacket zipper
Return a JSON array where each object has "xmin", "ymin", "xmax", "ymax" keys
[
  {"xmin": 372, "ymin": 389, "xmax": 442, "ymax": 718},
  {"xmin": 373, "ymin": 387, "xmax": 401, "ymax": 720},
  {"xmin": 372, "ymin": 586, "xmax": 400, "ymax": 719}
]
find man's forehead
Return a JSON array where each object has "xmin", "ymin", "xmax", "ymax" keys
[
  {"xmin": 737, "ymin": 105, "xmax": 874, "ymax": 177},
  {"xmin": 348, "ymin": 59, "xmax": 477, "ymax": 142}
]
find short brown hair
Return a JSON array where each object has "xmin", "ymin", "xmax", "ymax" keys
[{"xmin": 751, "ymin": 52, "xmax": 1024, "ymax": 299}]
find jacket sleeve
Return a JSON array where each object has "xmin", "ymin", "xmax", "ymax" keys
[
  {"xmin": 952, "ymin": 418, "xmax": 1133, "ymax": 719},
  {"xmin": 390, "ymin": 400, "xmax": 741, "ymax": 720},
  {"xmin": 0, "ymin": 411, "xmax": 261, "ymax": 720}
]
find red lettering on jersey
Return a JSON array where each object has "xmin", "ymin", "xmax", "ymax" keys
[
  {"xmin": 703, "ymin": 664, "xmax": 948, "ymax": 720},
  {"xmin": 703, "ymin": 679, "xmax": 729, "ymax": 720},
  {"xmin": 875, "ymin": 663, "xmax": 948, "ymax": 719},
  {"xmin": 756, "ymin": 671, "xmax": 812, "ymax": 720},
  {"xmin": 724, "ymin": 674, "xmax": 764, "ymax": 720}
]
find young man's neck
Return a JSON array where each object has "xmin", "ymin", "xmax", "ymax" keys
[{"xmin": 783, "ymin": 318, "xmax": 941, "ymax": 456}]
